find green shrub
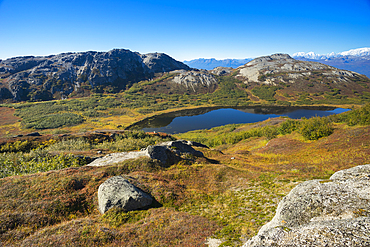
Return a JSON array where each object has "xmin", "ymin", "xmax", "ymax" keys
[
  {"xmin": 23, "ymin": 113, "xmax": 84, "ymax": 129},
  {"xmin": 251, "ymin": 86, "xmax": 281, "ymax": 101},
  {"xmin": 278, "ymin": 119, "xmax": 300, "ymax": 135},
  {"xmin": 0, "ymin": 140, "xmax": 35, "ymax": 153},
  {"xmin": 299, "ymin": 117, "xmax": 334, "ymax": 140},
  {"xmin": 334, "ymin": 103, "xmax": 370, "ymax": 126},
  {"xmin": 46, "ymin": 139, "xmax": 92, "ymax": 151},
  {"xmin": 260, "ymin": 126, "xmax": 279, "ymax": 140},
  {"xmin": 0, "ymin": 151, "xmax": 88, "ymax": 178}
]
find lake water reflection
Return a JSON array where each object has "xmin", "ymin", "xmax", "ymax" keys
[{"xmin": 130, "ymin": 106, "xmax": 350, "ymax": 134}]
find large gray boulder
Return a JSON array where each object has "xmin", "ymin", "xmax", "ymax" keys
[
  {"xmin": 146, "ymin": 140, "xmax": 204, "ymax": 164},
  {"xmin": 98, "ymin": 176, "xmax": 153, "ymax": 214},
  {"xmin": 244, "ymin": 164, "xmax": 370, "ymax": 247}
]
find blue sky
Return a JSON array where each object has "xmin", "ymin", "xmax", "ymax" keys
[{"xmin": 0, "ymin": 0, "xmax": 369, "ymax": 61}]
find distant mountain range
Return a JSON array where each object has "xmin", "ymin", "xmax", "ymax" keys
[
  {"xmin": 183, "ymin": 58, "xmax": 252, "ymax": 70},
  {"xmin": 184, "ymin": 48, "xmax": 370, "ymax": 78},
  {"xmin": 292, "ymin": 48, "xmax": 370, "ymax": 78},
  {"xmin": 292, "ymin": 48, "xmax": 370, "ymax": 59}
]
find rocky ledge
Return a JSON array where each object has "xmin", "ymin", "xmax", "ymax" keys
[
  {"xmin": 244, "ymin": 164, "xmax": 370, "ymax": 247},
  {"xmin": 87, "ymin": 140, "xmax": 207, "ymax": 167},
  {"xmin": 171, "ymin": 70, "xmax": 218, "ymax": 92}
]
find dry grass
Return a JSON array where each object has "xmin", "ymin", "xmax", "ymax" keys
[
  {"xmin": 1, "ymin": 113, "xmax": 370, "ymax": 246},
  {"xmin": 0, "ymin": 107, "xmax": 20, "ymax": 126}
]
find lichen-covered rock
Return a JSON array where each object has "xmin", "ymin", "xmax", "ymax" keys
[
  {"xmin": 147, "ymin": 140, "xmax": 204, "ymax": 164},
  {"xmin": 244, "ymin": 164, "xmax": 370, "ymax": 247},
  {"xmin": 210, "ymin": 66, "xmax": 233, "ymax": 76},
  {"xmin": 98, "ymin": 176, "xmax": 153, "ymax": 214},
  {"xmin": 172, "ymin": 70, "xmax": 218, "ymax": 92},
  {"xmin": 87, "ymin": 139, "xmax": 205, "ymax": 167}
]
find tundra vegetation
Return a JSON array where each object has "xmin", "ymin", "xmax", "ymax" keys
[
  {"xmin": 0, "ymin": 103, "xmax": 370, "ymax": 246},
  {"xmin": 1, "ymin": 68, "xmax": 370, "ymax": 246}
]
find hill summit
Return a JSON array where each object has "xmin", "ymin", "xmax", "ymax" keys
[{"xmin": 0, "ymin": 49, "xmax": 189, "ymax": 102}]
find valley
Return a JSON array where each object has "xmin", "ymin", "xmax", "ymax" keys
[{"xmin": 1, "ymin": 50, "xmax": 370, "ymax": 246}]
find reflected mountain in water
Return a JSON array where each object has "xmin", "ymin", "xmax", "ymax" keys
[{"xmin": 127, "ymin": 106, "xmax": 349, "ymax": 134}]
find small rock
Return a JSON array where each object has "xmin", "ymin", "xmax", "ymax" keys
[
  {"xmin": 26, "ymin": 132, "xmax": 41, "ymax": 137},
  {"xmin": 206, "ymin": 238, "xmax": 223, "ymax": 247},
  {"xmin": 98, "ymin": 176, "xmax": 153, "ymax": 214}
]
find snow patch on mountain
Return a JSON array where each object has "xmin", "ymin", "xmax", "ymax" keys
[
  {"xmin": 292, "ymin": 47, "xmax": 370, "ymax": 59},
  {"xmin": 340, "ymin": 47, "xmax": 370, "ymax": 56}
]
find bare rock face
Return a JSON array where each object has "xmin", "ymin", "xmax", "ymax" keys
[
  {"xmin": 243, "ymin": 164, "xmax": 370, "ymax": 247},
  {"xmin": 0, "ymin": 49, "xmax": 190, "ymax": 101},
  {"xmin": 146, "ymin": 140, "xmax": 205, "ymax": 164},
  {"xmin": 87, "ymin": 140, "xmax": 205, "ymax": 167},
  {"xmin": 172, "ymin": 70, "xmax": 218, "ymax": 92},
  {"xmin": 210, "ymin": 66, "xmax": 233, "ymax": 76},
  {"xmin": 236, "ymin": 53, "xmax": 365, "ymax": 86},
  {"xmin": 98, "ymin": 176, "xmax": 153, "ymax": 214}
]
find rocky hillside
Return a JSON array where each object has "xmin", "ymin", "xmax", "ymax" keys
[
  {"xmin": 0, "ymin": 49, "xmax": 190, "ymax": 102},
  {"xmin": 140, "ymin": 69, "xmax": 219, "ymax": 95},
  {"xmin": 234, "ymin": 54, "xmax": 370, "ymax": 102},
  {"xmin": 236, "ymin": 54, "xmax": 364, "ymax": 84}
]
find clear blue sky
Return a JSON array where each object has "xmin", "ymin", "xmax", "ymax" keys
[{"xmin": 0, "ymin": 0, "xmax": 369, "ymax": 61}]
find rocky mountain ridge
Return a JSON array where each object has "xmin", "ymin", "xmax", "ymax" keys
[
  {"xmin": 184, "ymin": 48, "xmax": 370, "ymax": 77},
  {"xmin": 0, "ymin": 49, "xmax": 190, "ymax": 102},
  {"xmin": 235, "ymin": 53, "xmax": 361, "ymax": 84},
  {"xmin": 233, "ymin": 53, "xmax": 370, "ymax": 101},
  {"xmin": 2, "ymin": 49, "xmax": 370, "ymax": 103}
]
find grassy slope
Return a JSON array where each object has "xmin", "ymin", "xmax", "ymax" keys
[
  {"xmin": 1, "ymin": 108, "xmax": 370, "ymax": 246},
  {"xmin": 2, "ymin": 72, "xmax": 369, "ymax": 139},
  {"xmin": 1, "ymin": 72, "xmax": 370, "ymax": 246}
]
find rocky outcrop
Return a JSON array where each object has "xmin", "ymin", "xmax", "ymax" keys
[
  {"xmin": 210, "ymin": 67, "xmax": 233, "ymax": 76},
  {"xmin": 87, "ymin": 140, "xmax": 206, "ymax": 167},
  {"xmin": 0, "ymin": 49, "xmax": 190, "ymax": 101},
  {"xmin": 244, "ymin": 164, "xmax": 370, "ymax": 247},
  {"xmin": 172, "ymin": 70, "xmax": 218, "ymax": 92},
  {"xmin": 98, "ymin": 176, "xmax": 153, "ymax": 214},
  {"xmin": 236, "ymin": 53, "xmax": 367, "ymax": 86}
]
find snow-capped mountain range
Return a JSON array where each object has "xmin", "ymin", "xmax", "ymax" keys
[
  {"xmin": 184, "ymin": 48, "xmax": 370, "ymax": 78},
  {"xmin": 292, "ymin": 48, "xmax": 370, "ymax": 59}
]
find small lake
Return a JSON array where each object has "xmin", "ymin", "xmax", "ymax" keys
[{"xmin": 129, "ymin": 106, "xmax": 350, "ymax": 134}]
